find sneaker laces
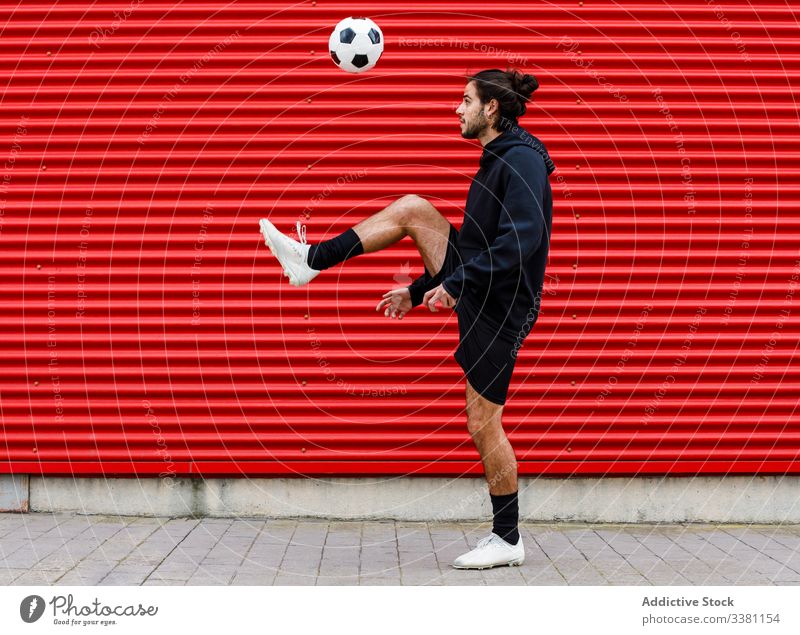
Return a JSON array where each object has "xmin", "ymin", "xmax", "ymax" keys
[{"xmin": 295, "ymin": 220, "xmax": 308, "ymax": 245}]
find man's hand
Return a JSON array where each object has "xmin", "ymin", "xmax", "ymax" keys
[
  {"xmin": 423, "ymin": 284, "xmax": 457, "ymax": 312},
  {"xmin": 376, "ymin": 287, "xmax": 412, "ymax": 320}
]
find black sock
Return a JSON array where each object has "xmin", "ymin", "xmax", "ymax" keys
[
  {"xmin": 305, "ymin": 227, "xmax": 364, "ymax": 271},
  {"xmin": 490, "ymin": 491, "xmax": 520, "ymax": 545}
]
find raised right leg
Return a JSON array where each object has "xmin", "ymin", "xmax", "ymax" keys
[
  {"xmin": 351, "ymin": 194, "xmax": 453, "ymax": 277},
  {"xmin": 261, "ymin": 195, "xmax": 453, "ymax": 289},
  {"xmin": 309, "ymin": 194, "xmax": 453, "ymax": 276}
]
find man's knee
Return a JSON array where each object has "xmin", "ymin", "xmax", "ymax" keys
[
  {"xmin": 465, "ymin": 413, "xmax": 499, "ymax": 446},
  {"xmin": 466, "ymin": 389, "xmax": 505, "ymax": 442},
  {"xmin": 396, "ymin": 194, "xmax": 429, "ymax": 226},
  {"xmin": 398, "ymin": 193, "xmax": 426, "ymax": 208},
  {"xmin": 466, "ymin": 417, "xmax": 485, "ymax": 445}
]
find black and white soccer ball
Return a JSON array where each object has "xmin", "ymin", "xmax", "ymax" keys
[{"xmin": 328, "ymin": 17, "xmax": 383, "ymax": 73}]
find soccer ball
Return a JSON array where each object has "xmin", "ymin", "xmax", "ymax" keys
[{"xmin": 328, "ymin": 16, "xmax": 383, "ymax": 73}]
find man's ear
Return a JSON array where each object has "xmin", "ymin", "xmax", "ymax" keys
[{"xmin": 485, "ymin": 98, "xmax": 500, "ymax": 125}]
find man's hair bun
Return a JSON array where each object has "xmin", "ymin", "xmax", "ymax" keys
[{"xmin": 510, "ymin": 70, "xmax": 539, "ymax": 102}]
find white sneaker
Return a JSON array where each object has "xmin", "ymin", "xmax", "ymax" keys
[
  {"xmin": 259, "ymin": 218, "xmax": 321, "ymax": 287},
  {"xmin": 452, "ymin": 533, "xmax": 524, "ymax": 569}
]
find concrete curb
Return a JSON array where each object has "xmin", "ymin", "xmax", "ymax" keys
[
  {"xmin": 0, "ymin": 475, "xmax": 28, "ymax": 512},
  {"xmin": 0, "ymin": 474, "xmax": 798, "ymax": 522}
]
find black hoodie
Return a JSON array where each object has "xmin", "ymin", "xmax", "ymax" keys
[{"xmin": 410, "ymin": 124, "xmax": 555, "ymax": 341}]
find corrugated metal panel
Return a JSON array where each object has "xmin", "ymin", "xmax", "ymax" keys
[{"xmin": 1, "ymin": 1, "xmax": 798, "ymax": 477}]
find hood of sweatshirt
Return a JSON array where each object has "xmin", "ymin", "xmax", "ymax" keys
[{"xmin": 478, "ymin": 125, "xmax": 556, "ymax": 175}]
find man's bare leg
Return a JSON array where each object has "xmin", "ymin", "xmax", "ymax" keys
[
  {"xmin": 303, "ymin": 194, "xmax": 452, "ymax": 279},
  {"xmin": 465, "ymin": 378, "xmax": 518, "ymax": 495},
  {"xmin": 464, "ymin": 377, "xmax": 521, "ymax": 548},
  {"xmin": 351, "ymin": 194, "xmax": 452, "ymax": 276}
]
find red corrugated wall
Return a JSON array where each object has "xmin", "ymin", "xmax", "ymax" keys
[{"xmin": 1, "ymin": 2, "xmax": 798, "ymax": 477}]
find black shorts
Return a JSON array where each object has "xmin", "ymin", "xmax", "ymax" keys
[{"xmin": 431, "ymin": 223, "xmax": 518, "ymax": 406}]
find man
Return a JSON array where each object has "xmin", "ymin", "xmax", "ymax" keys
[{"xmin": 259, "ymin": 68, "xmax": 554, "ymax": 569}]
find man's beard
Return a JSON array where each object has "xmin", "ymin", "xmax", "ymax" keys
[{"xmin": 461, "ymin": 111, "xmax": 488, "ymax": 139}]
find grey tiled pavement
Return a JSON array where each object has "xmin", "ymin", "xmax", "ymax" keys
[{"xmin": 1, "ymin": 512, "xmax": 800, "ymax": 586}]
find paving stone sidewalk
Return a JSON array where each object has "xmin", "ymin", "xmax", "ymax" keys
[{"xmin": 1, "ymin": 512, "xmax": 799, "ymax": 586}]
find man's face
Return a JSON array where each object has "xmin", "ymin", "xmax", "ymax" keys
[{"xmin": 456, "ymin": 81, "xmax": 491, "ymax": 139}]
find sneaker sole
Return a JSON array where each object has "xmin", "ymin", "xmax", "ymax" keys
[{"xmin": 452, "ymin": 558, "xmax": 524, "ymax": 570}]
